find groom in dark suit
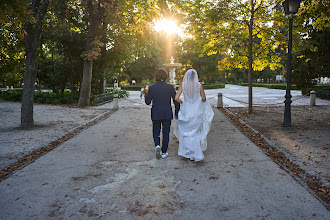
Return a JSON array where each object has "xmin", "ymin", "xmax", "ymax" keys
[{"xmin": 145, "ymin": 69, "xmax": 180, "ymax": 159}]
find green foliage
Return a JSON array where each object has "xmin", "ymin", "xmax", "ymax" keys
[
  {"xmin": 90, "ymin": 88, "xmax": 130, "ymax": 105},
  {"xmin": 195, "ymin": 0, "xmax": 283, "ymax": 72},
  {"xmin": 239, "ymin": 83, "xmax": 299, "ymax": 90},
  {"xmin": 34, "ymin": 90, "xmax": 78, "ymax": 104},
  {"xmin": 0, "ymin": 14, "xmax": 25, "ymax": 87},
  {"xmin": 0, "ymin": 90, "xmax": 23, "ymax": 101},
  {"xmin": 301, "ymin": 85, "xmax": 330, "ymax": 100},
  {"xmin": 120, "ymin": 85, "xmax": 144, "ymax": 91},
  {"xmin": 1, "ymin": 0, "xmax": 329, "ymax": 96},
  {"xmin": 292, "ymin": 27, "xmax": 330, "ymax": 89},
  {"xmin": 0, "ymin": 89, "xmax": 78, "ymax": 104},
  {"xmin": 105, "ymin": 88, "xmax": 130, "ymax": 99},
  {"xmin": 202, "ymin": 83, "xmax": 225, "ymax": 89},
  {"xmin": 299, "ymin": 0, "xmax": 330, "ymax": 31},
  {"xmin": 0, "ymin": 87, "xmax": 130, "ymax": 105}
]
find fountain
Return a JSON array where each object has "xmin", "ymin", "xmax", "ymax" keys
[{"xmin": 163, "ymin": 56, "xmax": 182, "ymax": 87}]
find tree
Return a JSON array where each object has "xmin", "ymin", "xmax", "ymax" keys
[
  {"xmin": 78, "ymin": 0, "xmax": 112, "ymax": 107},
  {"xmin": 21, "ymin": 0, "xmax": 50, "ymax": 129},
  {"xmin": 291, "ymin": 1, "xmax": 330, "ymax": 88},
  {"xmin": 0, "ymin": 1, "xmax": 29, "ymax": 88},
  {"xmin": 181, "ymin": 0, "xmax": 282, "ymax": 112},
  {"xmin": 39, "ymin": 0, "xmax": 86, "ymax": 96}
]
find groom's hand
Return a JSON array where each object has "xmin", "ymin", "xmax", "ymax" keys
[{"xmin": 175, "ymin": 115, "xmax": 178, "ymax": 119}]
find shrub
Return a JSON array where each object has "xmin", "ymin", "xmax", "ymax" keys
[
  {"xmin": 301, "ymin": 85, "xmax": 330, "ymax": 100},
  {"xmin": 240, "ymin": 83, "xmax": 298, "ymax": 90},
  {"xmin": 0, "ymin": 89, "xmax": 23, "ymax": 101},
  {"xmin": 120, "ymin": 85, "xmax": 143, "ymax": 91},
  {"xmin": 202, "ymin": 83, "xmax": 225, "ymax": 89}
]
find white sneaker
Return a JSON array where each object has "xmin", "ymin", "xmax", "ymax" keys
[
  {"xmin": 155, "ymin": 145, "xmax": 161, "ymax": 159},
  {"xmin": 161, "ymin": 152, "xmax": 168, "ymax": 159}
]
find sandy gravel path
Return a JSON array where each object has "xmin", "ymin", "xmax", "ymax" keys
[
  {"xmin": 0, "ymin": 103, "xmax": 328, "ymax": 219},
  {"xmin": 0, "ymin": 101, "xmax": 108, "ymax": 168}
]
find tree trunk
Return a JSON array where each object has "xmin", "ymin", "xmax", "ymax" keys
[
  {"xmin": 21, "ymin": 0, "xmax": 49, "ymax": 129},
  {"xmin": 78, "ymin": 60, "xmax": 93, "ymax": 106},
  {"xmin": 248, "ymin": 0, "xmax": 254, "ymax": 114},
  {"xmin": 99, "ymin": 20, "xmax": 107, "ymax": 94},
  {"xmin": 21, "ymin": 50, "xmax": 37, "ymax": 129}
]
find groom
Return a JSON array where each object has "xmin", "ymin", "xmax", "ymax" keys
[{"xmin": 145, "ymin": 69, "xmax": 180, "ymax": 159}]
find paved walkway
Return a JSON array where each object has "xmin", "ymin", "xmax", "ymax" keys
[{"xmin": 0, "ymin": 94, "xmax": 329, "ymax": 219}]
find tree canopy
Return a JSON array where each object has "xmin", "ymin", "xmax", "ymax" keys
[{"xmin": 0, "ymin": 0, "xmax": 328, "ymax": 93}]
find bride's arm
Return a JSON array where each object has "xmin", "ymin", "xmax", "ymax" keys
[
  {"xmin": 175, "ymin": 84, "xmax": 183, "ymax": 104},
  {"xmin": 200, "ymin": 84, "xmax": 206, "ymax": 102}
]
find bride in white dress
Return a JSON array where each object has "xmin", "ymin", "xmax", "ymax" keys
[{"xmin": 174, "ymin": 69, "xmax": 214, "ymax": 161}]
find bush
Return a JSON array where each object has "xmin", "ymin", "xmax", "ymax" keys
[
  {"xmin": 202, "ymin": 83, "xmax": 225, "ymax": 89},
  {"xmin": 105, "ymin": 88, "xmax": 130, "ymax": 98},
  {"xmin": 0, "ymin": 88, "xmax": 131, "ymax": 105},
  {"xmin": 0, "ymin": 89, "xmax": 23, "ymax": 101},
  {"xmin": 301, "ymin": 85, "xmax": 330, "ymax": 100},
  {"xmin": 239, "ymin": 83, "xmax": 298, "ymax": 90},
  {"xmin": 91, "ymin": 88, "xmax": 130, "ymax": 105},
  {"xmin": 120, "ymin": 85, "xmax": 143, "ymax": 91}
]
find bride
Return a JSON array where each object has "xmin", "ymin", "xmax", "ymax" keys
[{"xmin": 174, "ymin": 69, "xmax": 214, "ymax": 161}]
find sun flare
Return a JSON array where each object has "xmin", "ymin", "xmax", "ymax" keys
[{"xmin": 153, "ymin": 18, "xmax": 181, "ymax": 35}]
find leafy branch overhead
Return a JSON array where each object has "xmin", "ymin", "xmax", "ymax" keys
[{"xmin": 81, "ymin": 40, "xmax": 105, "ymax": 61}]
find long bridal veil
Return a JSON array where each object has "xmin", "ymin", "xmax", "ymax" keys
[
  {"xmin": 182, "ymin": 69, "xmax": 200, "ymax": 103},
  {"xmin": 175, "ymin": 69, "xmax": 214, "ymax": 161}
]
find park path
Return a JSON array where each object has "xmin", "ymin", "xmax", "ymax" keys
[{"xmin": 0, "ymin": 98, "xmax": 328, "ymax": 219}]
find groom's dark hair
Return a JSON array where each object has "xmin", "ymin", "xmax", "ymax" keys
[{"xmin": 156, "ymin": 69, "xmax": 168, "ymax": 81}]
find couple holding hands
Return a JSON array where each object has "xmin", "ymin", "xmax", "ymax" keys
[{"xmin": 145, "ymin": 68, "xmax": 214, "ymax": 162}]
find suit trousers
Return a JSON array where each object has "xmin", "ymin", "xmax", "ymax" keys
[{"xmin": 152, "ymin": 119, "xmax": 171, "ymax": 153}]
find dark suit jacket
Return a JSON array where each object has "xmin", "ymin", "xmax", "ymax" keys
[{"xmin": 145, "ymin": 81, "xmax": 180, "ymax": 121}]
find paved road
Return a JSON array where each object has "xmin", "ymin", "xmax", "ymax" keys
[
  {"xmin": 0, "ymin": 85, "xmax": 329, "ymax": 219},
  {"xmin": 204, "ymin": 84, "xmax": 330, "ymax": 107}
]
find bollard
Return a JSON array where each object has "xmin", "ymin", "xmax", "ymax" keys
[
  {"xmin": 113, "ymin": 94, "xmax": 119, "ymax": 110},
  {"xmin": 310, "ymin": 90, "xmax": 316, "ymax": 106},
  {"xmin": 217, "ymin": 93, "xmax": 223, "ymax": 108}
]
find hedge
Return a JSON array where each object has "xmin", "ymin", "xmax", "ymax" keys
[
  {"xmin": 121, "ymin": 83, "xmax": 225, "ymax": 91},
  {"xmin": 240, "ymin": 83, "xmax": 299, "ymax": 90},
  {"xmin": 202, "ymin": 83, "xmax": 225, "ymax": 89},
  {"xmin": 120, "ymin": 85, "xmax": 143, "ymax": 91},
  {"xmin": 301, "ymin": 86, "xmax": 330, "ymax": 100},
  {"xmin": 0, "ymin": 88, "xmax": 129, "ymax": 105}
]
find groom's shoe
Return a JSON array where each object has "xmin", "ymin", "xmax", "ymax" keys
[
  {"xmin": 161, "ymin": 152, "xmax": 168, "ymax": 159},
  {"xmin": 155, "ymin": 145, "xmax": 161, "ymax": 159}
]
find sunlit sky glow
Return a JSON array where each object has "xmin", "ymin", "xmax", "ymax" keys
[
  {"xmin": 153, "ymin": 18, "xmax": 181, "ymax": 35},
  {"xmin": 153, "ymin": 18, "xmax": 193, "ymax": 39}
]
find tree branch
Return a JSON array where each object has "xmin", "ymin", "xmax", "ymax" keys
[
  {"xmin": 254, "ymin": 0, "xmax": 264, "ymax": 13},
  {"xmin": 87, "ymin": 0, "xmax": 93, "ymax": 16},
  {"xmin": 34, "ymin": 0, "xmax": 49, "ymax": 47}
]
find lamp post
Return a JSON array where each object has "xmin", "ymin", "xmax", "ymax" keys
[{"xmin": 282, "ymin": 0, "xmax": 301, "ymax": 127}]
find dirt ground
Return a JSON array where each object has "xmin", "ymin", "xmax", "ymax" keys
[
  {"xmin": 0, "ymin": 101, "xmax": 108, "ymax": 168},
  {"xmin": 227, "ymin": 105, "xmax": 330, "ymax": 183}
]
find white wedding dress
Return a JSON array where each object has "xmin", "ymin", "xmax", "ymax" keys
[{"xmin": 174, "ymin": 73, "xmax": 214, "ymax": 161}]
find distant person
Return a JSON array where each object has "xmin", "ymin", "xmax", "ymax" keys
[
  {"xmin": 114, "ymin": 77, "xmax": 118, "ymax": 88},
  {"xmin": 175, "ymin": 69, "xmax": 214, "ymax": 161},
  {"xmin": 145, "ymin": 69, "xmax": 180, "ymax": 159}
]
